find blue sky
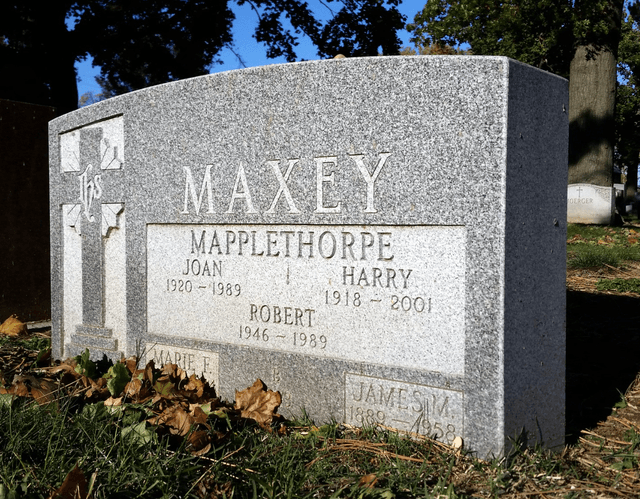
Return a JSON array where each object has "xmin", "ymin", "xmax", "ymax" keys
[{"xmin": 75, "ymin": 0, "xmax": 427, "ymax": 97}]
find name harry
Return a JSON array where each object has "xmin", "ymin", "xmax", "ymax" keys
[{"xmin": 181, "ymin": 153, "xmax": 391, "ymax": 215}]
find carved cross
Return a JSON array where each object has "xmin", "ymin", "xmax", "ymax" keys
[{"xmin": 60, "ymin": 117, "xmax": 124, "ymax": 338}]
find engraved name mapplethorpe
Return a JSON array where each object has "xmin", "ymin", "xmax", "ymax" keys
[{"xmin": 59, "ymin": 116, "xmax": 125, "ymax": 339}]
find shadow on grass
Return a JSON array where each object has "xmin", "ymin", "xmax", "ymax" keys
[{"xmin": 566, "ymin": 290, "xmax": 640, "ymax": 444}]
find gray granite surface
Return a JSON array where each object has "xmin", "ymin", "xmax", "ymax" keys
[{"xmin": 49, "ymin": 56, "xmax": 568, "ymax": 458}]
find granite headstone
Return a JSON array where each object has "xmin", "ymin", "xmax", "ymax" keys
[
  {"xmin": 49, "ymin": 56, "xmax": 568, "ymax": 457},
  {"xmin": 567, "ymin": 183, "xmax": 615, "ymax": 224}
]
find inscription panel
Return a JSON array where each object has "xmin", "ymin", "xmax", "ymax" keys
[
  {"xmin": 147, "ymin": 224, "xmax": 465, "ymax": 373},
  {"xmin": 144, "ymin": 343, "xmax": 220, "ymax": 389},
  {"xmin": 345, "ymin": 374, "xmax": 463, "ymax": 444}
]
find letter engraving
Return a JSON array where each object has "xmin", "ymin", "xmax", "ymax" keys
[
  {"xmin": 314, "ymin": 156, "xmax": 342, "ymax": 213},
  {"xmin": 265, "ymin": 159, "xmax": 300, "ymax": 214},
  {"xmin": 227, "ymin": 164, "xmax": 257, "ymax": 214},
  {"xmin": 182, "ymin": 165, "xmax": 214, "ymax": 215},
  {"xmin": 349, "ymin": 152, "xmax": 390, "ymax": 213}
]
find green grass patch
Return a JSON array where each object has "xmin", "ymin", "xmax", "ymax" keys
[
  {"xmin": 567, "ymin": 224, "xmax": 640, "ymax": 269},
  {"xmin": 0, "ymin": 397, "xmax": 205, "ymax": 498},
  {"xmin": 596, "ymin": 278, "xmax": 640, "ymax": 293},
  {"xmin": 0, "ymin": 392, "xmax": 587, "ymax": 498},
  {"xmin": 0, "ymin": 335, "xmax": 50, "ymax": 351}
]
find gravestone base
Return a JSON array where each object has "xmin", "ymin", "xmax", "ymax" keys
[
  {"xmin": 567, "ymin": 184, "xmax": 615, "ymax": 224},
  {"xmin": 68, "ymin": 325, "xmax": 122, "ymax": 359}
]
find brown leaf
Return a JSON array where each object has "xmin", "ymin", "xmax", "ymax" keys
[
  {"xmin": 124, "ymin": 358, "xmax": 138, "ymax": 375},
  {"xmin": 5, "ymin": 375, "xmax": 58, "ymax": 404},
  {"xmin": 235, "ymin": 379, "xmax": 282, "ymax": 426},
  {"xmin": 161, "ymin": 363, "xmax": 188, "ymax": 381},
  {"xmin": 30, "ymin": 379, "xmax": 59, "ymax": 405},
  {"xmin": 187, "ymin": 430, "xmax": 212, "ymax": 456},
  {"xmin": 104, "ymin": 396, "xmax": 122, "ymax": 407},
  {"xmin": 49, "ymin": 464, "xmax": 90, "ymax": 499},
  {"xmin": 195, "ymin": 478, "xmax": 232, "ymax": 499},
  {"xmin": 124, "ymin": 378, "xmax": 143, "ymax": 398},
  {"xmin": 144, "ymin": 360, "xmax": 155, "ymax": 383},
  {"xmin": 358, "ymin": 474, "xmax": 378, "ymax": 489},
  {"xmin": 184, "ymin": 375, "xmax": 205, "ymax": 399},
  {"xmin": 187, "ymin": 404, "xmax": 205, "ymax": 423},
  {"xmin": 0, "ymin": 314, "xmax": 28, "ymax": 336},
  {"xmin": 181, "ymin": 374, "xmax": 218, "ymax": 403},
  {"xmin": 149, "ymin": 404, "xmax": 193, "ymax": 436},
  {"xmin": 42, "ymin": 363, "xmax": 78, "ymax": 376},
  {"xmin": 6, "ymin": 380, "xmax": 30, "ymax": 398}
]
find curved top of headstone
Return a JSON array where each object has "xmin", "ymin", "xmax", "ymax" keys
[{"xmin": 53, "ymin": 55, "xmax": 566, "ymax": 124}]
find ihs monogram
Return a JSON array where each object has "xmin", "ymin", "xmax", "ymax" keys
[
  {"xmin": 59, "ymin": 117, "xmax": 125, "ymax": 236},
  {"xmin": 78, "ymin": 163, "xmax": 103, "ymax": 222}
]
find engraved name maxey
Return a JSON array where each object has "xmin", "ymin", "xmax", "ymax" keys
[{"xmin": 181, "ymin": 152, "xmax": 391, "ymax": 215}]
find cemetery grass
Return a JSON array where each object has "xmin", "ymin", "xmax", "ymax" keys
[{"xmin": 1, "ymin": 226, "xmax": 640, "ymax": 498}]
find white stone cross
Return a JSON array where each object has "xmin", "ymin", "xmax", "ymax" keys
[{"xmin": 59, "ymin": 117, "xmax": 124, "ymax": 336}]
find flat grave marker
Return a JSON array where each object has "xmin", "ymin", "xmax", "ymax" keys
[{"xmin": 50, "ymin": 56, "xmax": 568, "ymax": 457}]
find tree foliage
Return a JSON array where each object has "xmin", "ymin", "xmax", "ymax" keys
[
  {"xmin": 409, "ymin": 0, "xmax": 574, "ymax": 76},
  {"xmin": 409, "ymin": 0, "xmax": 627, "ymax": 78},
  {"xmin": 0, "ymin": 0, "xmax": 405, "ymax": 113},
  {"xmin": 74, "ymin": 0, "xmax": 235, "ymax": 96},
  {"xmin": 616, "ymin": 7, "xmax": 640, "ymax": 197},
  {"xmin": 0, "ymin": 2, "xmax": 80, "ymax": 114},
  {"xmin": 400, "ymin": 41, "xmax": 469, "ymax": 56},
  {"xmin": 313, "ymin": 0, "xmax": 405, "ymax": 58},
  {"xmin": 616, "ymin": 9, "xmax": 640, "ymax": 167}
]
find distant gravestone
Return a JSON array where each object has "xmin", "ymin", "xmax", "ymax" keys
[
  {"xmin": 1, "ymin": 99, "xmax": 56, "ymax": 322},
  {"xmin": 567, "ymin": 184, "xmax": 615, "ymax": 224},
  {"xmin": 49, "ymin": 56, "xmax": 568, "ymax": 457}
]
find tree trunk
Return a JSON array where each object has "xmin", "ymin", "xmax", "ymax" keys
[
  {"xmin": 568, "ymin": 0, "xmax": 624, "ymax": 188},
  {"xmin": 626, "ymin": 161, "xmax": 638, "ymax": 202},
  {"xmin": 568, "ymin": 44, "xmax": 617, "ymax": 186}
]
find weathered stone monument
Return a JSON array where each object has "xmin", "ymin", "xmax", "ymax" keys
[
  {"xmin": 49, "ymin": 56, "xmax": 568, "ymax": 457},
  {"xmin": 567, "ymin": 183, "xmax": 615, "ymax": 224}
]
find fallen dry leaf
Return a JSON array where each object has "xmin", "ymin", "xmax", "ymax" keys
[
  {"xmin": 358, "ymin": 473, "xmax": 378, "ymax": 489},
  {"xmin": 187, "ymin": 430, "xmax": 212, "ymax": 456},
  {"xmin": 195, "ymin": 478, "xmax": 233, "ymax": 499},
  {"xmin": 235, "ymin": 379, "xmax": 282, "ymax": 426},
  {"xmin": 49, "ymin": 464, "xmax": 90, "ymax": 499},
  {"xmin": 124, "ymin": 358, "xmax": 138, "ymax": 375},
  {"xmin": 104, "ymin": 396, "xmax": 123, "ymax": 407},
  {"xmin": 0, "ymin": 374, "xmax": 59, "ymax": 405},
  {"xmin": 149, "ymin": 404, "xmax": 194, "ymax": 436},
  {"xmin": 0, "ymin": 314, "xmax": 28, "ymax": 336}
]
